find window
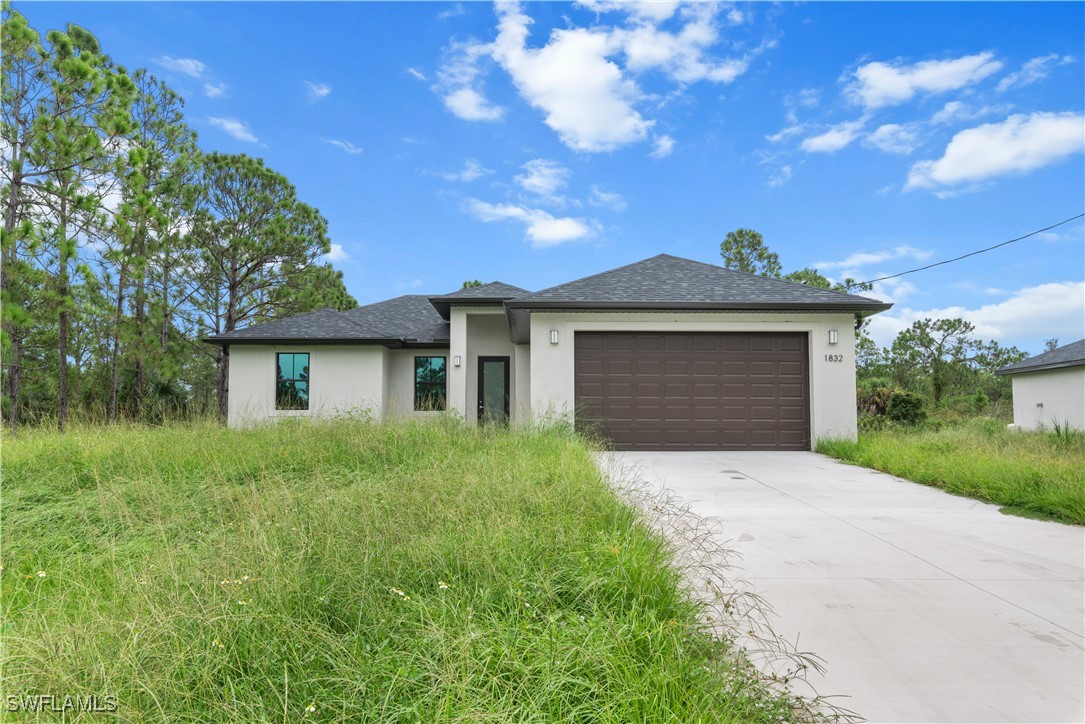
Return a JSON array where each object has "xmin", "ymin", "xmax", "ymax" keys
[
  {"xmin": 276, "ymin": 353, "xmax": 310, "ymax": 410},
  {"xmin": 414, "ymin": 356, "xmax": 446, "ymax": 411}
]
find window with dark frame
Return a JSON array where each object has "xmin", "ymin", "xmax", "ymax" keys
[
  {"xmin": 276, "ymin": 352, "xmax": 310, "ymax": 410},
  {"xmin": 414, "ymin": 356, "xmax": 447, "ymax": 411}
]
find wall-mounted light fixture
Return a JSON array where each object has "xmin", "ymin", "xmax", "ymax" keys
[
  {"xmin": 550, "ymin": 329, "xmax": 559, "ymax": 345},
  {"xmin": 828, "ymin": 329, "xmax": 839, "ymax": 345},
  {"xmin": 453, "ymin": 355, "xmax": 462, "ymax": 367}
]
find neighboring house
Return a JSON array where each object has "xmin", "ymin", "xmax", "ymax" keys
[
  {"xmin": 204, "ymin": 254, "xmax": 891, "ymax": 450},
  {"xmin": 995, "ymin": 338, "xmax": 1085, "ymax": 431}
]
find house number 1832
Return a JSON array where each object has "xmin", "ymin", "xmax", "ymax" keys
[{"xmin": 824, "ymin": 354, "xmax": 845, "ymax": 362}]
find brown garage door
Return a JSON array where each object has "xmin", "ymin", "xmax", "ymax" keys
[{"xmin": 575, "ymin": 332, "xmax": 810, "ymax": 451}]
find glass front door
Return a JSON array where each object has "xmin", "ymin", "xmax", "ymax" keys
[{"xmin": 477, "ymin": 357, "xmax": 510, "ymax": 425}]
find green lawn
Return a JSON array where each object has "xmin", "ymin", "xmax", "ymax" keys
[
  {"xmin": 816, "ymin": 420, "xmax": 1085, "ymax": 525},
  {"xmin": 2, "ymin": 420, "xmax": 806, "ymax": 721}
]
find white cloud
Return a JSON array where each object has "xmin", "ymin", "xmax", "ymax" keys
[
  {"xmin": 203, "ymin": 82, "xmax": 227, "ymax": 98},
  {"xmin": 305, "ymin": 81, "xmax": 332, "ymax": 102},
  {"xmin": 767, "ymin": 164, "xmax": 792, "ymax": 188},
  {"xmin": 464, "ymin": 198, "xmax": 595, "ymax": 247},
  {"xmin": 907, "ymin": 112, "xmax": 1085, "ymax": 191},
  {"xmin": 797, "ymin": 88, "xmax": 820, "ymax": 108},
  {"xmin": 407, "ymin": 67, "xmax": 427, "ymax": 81},
  {"xmin": 438, "ymin": 3, "xmax": 466, "ymax": 20},
  {"xmin": 438, "ymin": 159, "xmax": 493, "ymax": 182},
  {"xmin": 650, "ymin": 134, "xmax": 675, "ymax": 158},
  {"xmin": 613, "ymin": 4, "xmax": 754, "ymax": 84},
  {"xmin": 800, "ymin": 118, "xmax": 866, "ymax": 153},
  {"xmin": 396, "ymin": 278, "xmax": 424, "ymax": 290},
  {"xmin": 815, "ymin": 245, "xmax": 932, "ymax": 272},
  {"xmin": 865, "ymin": 281, "xmax": 1085, "ymax": 349},
  {"xmin": 156, "ymin": 56, "xmax": 206, "ymax": 78},
  {"xmin": 577, "ymin": 0, "xmax": 680, "ymax": 24},
  {"xmin": 863, "ymin": 122, "xmax": 921, "ymax": 154},
  {"xmin": 321, "ymin": 138, "xmax": 363, "ymax": 155},
  {"xmin": 766, "ymin": 124, "xmax": 804, "ymax": 143},
  {"xmin": 443, "ymin": 87, "xmax": 505, "ymax": 122},
  {"xmin": 437, "ymin": 40, "xmax": 505, "ymax": 122},
  {"xmin": 929, "ymin": 101, "xmax": 1011, "ymax": 126},
  {"xmin": 588, "ymin": 184, "xmax": 627, "ymax": 211},
  {"xmin": 847, "ymin": 52, "xmax": 1003, "ymax": 109},
  {"xmin": 491, "ymin": 4, "xmax": 651, "ymax": 152},
  {"xmin": 997, "ymin": 54, "xmax": 1074, "ymax": 93},
  {"xmin": 436, "ymin": 3, "xmax": 763, "ymax": 153},
  {"xmin": 515, "ymin": 159, "xmax": 570, "ymax": 203},
  {"xmin": 323, "ymin": 243, "xmax": 349, "ymax": 263},
  {"xmin": 207, "ymin": 117, "xmax": 259, "ymax": 144}
]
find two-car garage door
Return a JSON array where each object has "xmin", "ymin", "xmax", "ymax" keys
[{"xmin": 574, "ymin": 332, "xmax": 810, "ymax": 451}]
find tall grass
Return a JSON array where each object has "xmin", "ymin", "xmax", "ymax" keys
[
  {"xmin": 2, "ymin": 419, "xmax": 807, "ymax": 721},
  {"xmin": 816, "ymin": 419, "xmax": 1085, "ymax": 525}
]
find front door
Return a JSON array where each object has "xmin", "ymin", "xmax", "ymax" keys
[{"xmin": 477, "ymin": 356, "xmax": 510, "ymax": 425}]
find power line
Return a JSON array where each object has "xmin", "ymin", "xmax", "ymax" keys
[{"xmin": 846, "ymin": 213, "xmax": 1085, "ymax": 290}]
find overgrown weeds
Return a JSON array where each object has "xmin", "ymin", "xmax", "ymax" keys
[
  {"xmin": 817, "ymin": 419, "xmax": 1085, "ymax": 525},
  {"xmin": 2, "ymin": 419, "xmax": 828, "ymax": 721}
]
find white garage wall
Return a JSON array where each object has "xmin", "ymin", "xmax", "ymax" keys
[
  {"xmin": 527, "ymin": 311, "xmax": 860, "ymax": 444},
  {"xmin": 227, "ymin": 345, "xmax": 385, "ymax": 427},
  {"xmin": 1010, "ymin": 367, "xmax": 1085, "ymax": 431}
]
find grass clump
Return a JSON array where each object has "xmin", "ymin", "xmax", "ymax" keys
[
  {"xmin": 816, "ymin": 418, "xmax": 1085, "ymax": 525},
  {"xmin": 2, "ymin": 419, "xmax": 803, "ymax": 721}
]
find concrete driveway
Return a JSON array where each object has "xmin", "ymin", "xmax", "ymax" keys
[{"xmin": 601, "ymin": 451, "xmax": 1084, "ymax": 723}]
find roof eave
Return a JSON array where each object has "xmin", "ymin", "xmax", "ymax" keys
[
  {"xmin": 429, "ymin": 297, "xmax": 521, "ymax": 320},
  {"xmin": 202, "ymin": 336, "xmax": 405, "ymax": 348},
  {"xmin": 995, "ymin": 359, "xmax": 1085, "ymax": 376},
  {"xmin": 504, "ymin": 300, "xmax": 894, "ymax": 313}
]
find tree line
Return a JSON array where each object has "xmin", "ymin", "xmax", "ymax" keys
[
  {"xmin": 1, "ymin": 5, "xmax": 356, "ymax": 429},
  {"xmin": 718, "ymin": 228, "xmax": 1029, "ymax": 420}
]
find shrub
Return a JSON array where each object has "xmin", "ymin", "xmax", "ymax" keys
[
  {"xmin": 886, "ymin": 390, "xmax": 927, "ymax": 424},
  {"xmin": 856, "ymin": 378, "xmax": 894, "ymax": 416}
]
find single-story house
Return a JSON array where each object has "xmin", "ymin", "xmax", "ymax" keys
[
  {"xmin": 205, "ymin": 254, "xmax": 892, "ymax": 450},
  {"xmin": 995, "ymin": 338, "xmax": 1085, "ymax": 431}
]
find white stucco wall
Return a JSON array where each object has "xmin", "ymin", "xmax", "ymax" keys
[
  {"xmin": 448, "ymin": 307, "xmax": 520, "ymax": 424},
  {"xmin": 527, "ymin": 311, "xmax": 860, "ymax": 444},
  {"xmin": 1010, "ymin": 366, "xmax": 1085, "ymax": 431},
  {"xmin": 384, "ymin": 348, "xmax": 453, "ymax": 419},
  {"xmin": 227, "ymin": 345, "xmax": 385, "ymax": 427}
]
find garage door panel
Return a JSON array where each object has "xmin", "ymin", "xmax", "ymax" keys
[
  {"xmin": 604, "ymin": 383, "xmax": 632, "ymax": 400},
  {"xmin": 778, "ymin": 336, "xmax": 804, "ymax": 352},
  {"xmin": 749, "ymin": 361, "xmax": 775, "ymax": 376},
  {"xmin": 778, "ymin": 361, "xmax": 804, "ymax": 377},
  {"xmin": 750, "ymin": 383, "xmax": 776, "ymax": 398},
  {"xmin": 721, "ymin": 383, "xmax": 747, "ymax": 399},
  {"xmin": 579, "ymin": 381, "xmax": 605, "ymax": 398},
  {"xmin": 606, "ymin": 359, "xmax": 634, "ymax": 375},
  {"xmin": 575, "ymin": 332, "xmax": 809, "ymax": 451},
  {"xmin": 779, "ymin": 383, "xmax": 804, "ymax": 399}
]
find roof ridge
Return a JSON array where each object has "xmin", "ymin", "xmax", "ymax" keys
[
  {"xmin": 518, "ymin": 253, "xmax": 674, "ymax": 300},
  {"xmin": 519, "ymin": 252, "xmax": 882, "ymax": 304},
  {"xmin": 664, "ymin": 254, "xmax": 885, "ymax": 303}
]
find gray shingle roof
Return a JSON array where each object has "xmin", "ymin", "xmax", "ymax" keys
[
  {"xmin": 429, "ymin": 281, "xmax": 533, "ymax": 320},
  {"xmin": 996, "ymin": 338, "xmax": 1085, "ymax": 375},
  {"xmin": 341, "ymin": 295, "xmax": 450, "ymax": 345},
  {"xmin": 203, "ymin": 296, "xmax": 451, "ymax": 347},
  {"xmin": 508, "ymin": 254, "xmax": 892, "ymax": 309},
  {"xmin": 437, "ymin": 281, "xmax": 531, "ymax": 300},
  {"xmin": 204, "ymin": 308, "xmax": 393, "ymax": 345},
  {"xmin": 205, "ymin": 253, "xmax": 893, "ymax": 348}
]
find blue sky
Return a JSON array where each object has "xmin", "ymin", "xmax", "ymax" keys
[{"xmin": 20, "ymin": 1, "xmax": 1085, "ymax": 353}]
